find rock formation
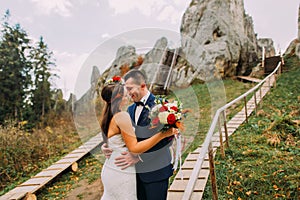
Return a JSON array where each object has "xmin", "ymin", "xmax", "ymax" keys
[
  {"xmin": 257, "ymin": 38, "xmax": 276, "ymax": 58},
  {"xmin": 178, "ymin": 0, "xmax": 259, "ymax": 82},
  {"xmin": 284, "ymin": 4, "xmax": 300, "ymax": 58},
  {"xmin": 75, "ymin": 0, "xmax": 282, "ymax": 105}
]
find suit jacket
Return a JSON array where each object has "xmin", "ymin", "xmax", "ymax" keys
[{"xmin": 127, "ymin": 93, "xmax": 174, "ymax": 183}]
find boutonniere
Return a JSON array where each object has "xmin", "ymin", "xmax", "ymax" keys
[{"xmin": 145, "ymin": 105, "xmax": 150, "ymax": 111}]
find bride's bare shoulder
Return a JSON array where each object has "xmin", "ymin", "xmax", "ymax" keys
[{"xmin": 114, "ymin": 111, "xmax": 130, "ymax": 121}]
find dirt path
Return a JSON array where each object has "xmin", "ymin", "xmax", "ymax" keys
[{"xmin": 64, "ymin": 178, "xmax": 103, "ymax": 200}]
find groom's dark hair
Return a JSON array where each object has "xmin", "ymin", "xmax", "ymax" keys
[{"xmin": 124, "ymin": 69, "xmax": 147, "ymax": 85}]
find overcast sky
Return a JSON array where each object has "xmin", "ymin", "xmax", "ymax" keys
[{"xmin": 0, "ymin": 0, "xmax": 299, "ymax": 99}]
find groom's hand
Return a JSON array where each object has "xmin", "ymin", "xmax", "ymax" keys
[
  {"xmin": 115, "ymin": 152, "xmax": 140, "ymax": 170},
  {"xmin": 101, "ymin": 143, "xmax": 113, "ymax": 158}
]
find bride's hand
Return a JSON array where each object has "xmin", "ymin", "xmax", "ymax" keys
[
  {"xmin": 101, "ymin": 143, "xmax": 113, "ymax": 158},
  {"xmin": 115, "ymin": 152, "xmax": 140, "ymax": 170},
  {"xmin": 164, "ymin": 127, "xmax": 179, "ymax": 138}
]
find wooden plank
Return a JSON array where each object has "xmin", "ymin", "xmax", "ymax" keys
[
  {"xmin": 168, "ymin": 178, "xmax": 208, "ymax": 191},
  {"xmin": 46, "ymin": 163, "xmax": 71, "ymax": 170},
  {"xmin": 181, "ymin": 160, "xmax": 209, "ymax": 170},
  {"xmin": 236, "ymin": 76, "xmax": 261, "ymax": 83},
  {"xmin": 1, "ymin": 185, "xmax": 40, "ymax": 200},
  {"xmin": 173, "ymin": 169, "xmax": 210, "ymax": 180},
  {"xmin": 20, "ymin": 177, "xmax": 50, "ymax": 186},
  {"xmin": 34, "ymin": 169, "xmax": 61, "ymax": 177},
  {"xmin": 167, "ymin": 191, "xmax": 203, "ymax": 200},
  {"xmin": 186, "ymin": 153, "xmax": 209, "ymax": 161},
  {"xmin": 56, "ymin": 157, "xmax": 79, "ymax": 164},
  {"xmin": 226, "ymin": 123, "xmax": 240, "ymax": 128},
  {"xmin": 192, "ymin": 147, "xmax": 217, "ymax": 154}
]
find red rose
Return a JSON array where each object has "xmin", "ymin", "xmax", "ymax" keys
[
  {"xmin": 112, "ymin": 76, "xmax": 121, "ymax": 82},
  {"xmin": 159, "ymin": 106, "xmax": 168, "ymax": 112},
  {"xmin": 170, "ymin": 106, "xmax": 178, "ymax": 112},
  {"xmin": 167, "ymin": 113, "xmax": 176, "ymax": 125},
  {"xmin": 152, "ymin": 117, "xmax": 160, "ymax": 125}
]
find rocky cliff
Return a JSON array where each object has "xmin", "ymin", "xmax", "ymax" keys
[
  {"xmin": 178, "ymin": 0, "xmax": 258, "ymax": 82},
  {"xmin": 73, "ymin": 0, "xmax": 278, "ymax": 108}
]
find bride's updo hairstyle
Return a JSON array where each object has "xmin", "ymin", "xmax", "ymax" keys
[{"xmin": 100, "ymin": 77, "xmax": 124, "ymax": 139}]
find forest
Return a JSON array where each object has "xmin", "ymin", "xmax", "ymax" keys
[{"xmin": 0, "ymin": 10, "xmax": 67, "ymax": 128}]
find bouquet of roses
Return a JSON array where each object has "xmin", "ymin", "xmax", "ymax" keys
[{"xmin": 149, "ymin": 96, "xmax": 185, "ymax": 132}]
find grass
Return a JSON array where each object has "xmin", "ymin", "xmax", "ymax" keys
[
  {"xmin": 203, "ymin": 56, "xmax": 300, "ymax": 199},
  {"xmin": 168, "ymin": 78, "xmax": 253, "ymax": 183}
]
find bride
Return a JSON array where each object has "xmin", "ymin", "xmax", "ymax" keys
[{"xmin": 99, "ymin": 81, "xmax": 176, "ymax": 200}]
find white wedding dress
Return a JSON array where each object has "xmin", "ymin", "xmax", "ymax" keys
[{"xmin": 101, "ymin": 134, "xmax": 137, "ymax": 200}]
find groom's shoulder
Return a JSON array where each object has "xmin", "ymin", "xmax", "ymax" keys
[
  {"xmin": 127, "ymin": 103, "xmax": 135, "ymax": 111},
  {"xmin": 149, "ymin": 93, "xmax": 156, "ymax": 101}
]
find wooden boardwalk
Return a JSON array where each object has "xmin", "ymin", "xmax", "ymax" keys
[
  {"xmin": 167, "ymin": 75, "xmax": 275, "ymax": 200},
  {"xmin": 0, "ymin": 134, "xmax": 103, "ymax": 200}
]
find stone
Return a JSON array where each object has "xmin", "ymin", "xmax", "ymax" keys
[{"xmin": 179, "ymin": 0, "xmax": 259, "ymax": 83}]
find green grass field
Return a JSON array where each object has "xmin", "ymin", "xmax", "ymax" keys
[{"xmin": 203, "ymin": 56, "xmax": 300, "ymax": 199}]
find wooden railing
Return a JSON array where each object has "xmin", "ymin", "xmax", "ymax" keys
[{"xmin": 182, "ymin": 61, "xmax": 282, "ymax": 199}]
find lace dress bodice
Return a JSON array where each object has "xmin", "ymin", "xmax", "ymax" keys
[
  {"xmin": 101, "ymin": 134, "xmax": 137, "ymax": 200},
  {"xmin": 104, "ymin": 134, "xmax": 135, "ymax": 173}
]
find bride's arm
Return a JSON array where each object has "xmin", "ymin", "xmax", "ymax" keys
[{"xmin": 114, "ymin": 112, "xmax": 175, "ymax": 154}]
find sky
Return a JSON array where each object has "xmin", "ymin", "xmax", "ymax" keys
[{"xmin": 0, "ymin": 0, "xmax": 299, "ymax": 99}]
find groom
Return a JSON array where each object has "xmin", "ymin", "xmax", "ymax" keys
[{"xmin": 102, "ymin": 69, "xmax": 174, "ymax": 200}]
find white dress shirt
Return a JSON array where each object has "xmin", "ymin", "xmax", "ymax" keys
[{"xmin": 135, "ymin": 91, "xmax": 150, "ymax": 124}]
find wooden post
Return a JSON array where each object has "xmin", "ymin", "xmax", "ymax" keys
[
  {"xmin": 218, "ymin": 116, "xmax": 225, "ymax": 158},
  {"xmin": 24, "ymin": 192, "xmax": 37, "ymax": 200},
  {"xmin": 244, "ymin": 96, "xmax": 248, "ymax": 123},
  {"xmin": 254, "ymin": 91, "xmax": 257, "ymax": 115},
  {"xmin": 208, "ymin": 142, "xmax": 218, "ymax": 200},
  {"xmin": 71, "ymin": 162, "xmax": 78, "ymax": 172},
  {"xmin": 262, "ymin": 46, "xmax": 265, "ymax": 69},
  {"xmin": 222, "ymin": 110, "xmax": 229, "ymax": 148},
  {"xmin": 259, "ymin": 87, "xmax": 262, "ymax": 106}
]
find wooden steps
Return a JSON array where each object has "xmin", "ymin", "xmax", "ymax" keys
[
  {"xmin": 167, "ymin": 74, "xmax": 277, "ymax": 199},
  {"xmin": 0, "ymin": 134, "xmax": 103, "ymax": 200}
]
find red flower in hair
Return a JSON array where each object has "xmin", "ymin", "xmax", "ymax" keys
[{"xmin": 112, "ymin": 76, "xmax": 121, "ymax": 82}]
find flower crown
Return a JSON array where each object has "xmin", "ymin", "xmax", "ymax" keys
[{"xmin": 105, "ymin": 76, "xmax": 124, "ymax": 85}]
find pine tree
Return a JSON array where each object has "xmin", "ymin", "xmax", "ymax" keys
[
  {"xmin": 0, "ymin": 10, "xmax": 32, "ymax": 123},
  {"xmin": 29, "ymin": 36, "xmax": 56, "ymax": 122}
]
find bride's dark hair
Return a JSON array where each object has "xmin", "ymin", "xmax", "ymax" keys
[{"xmin": 100, "ymin": 83, "xmax": 124, "ymax": 141}]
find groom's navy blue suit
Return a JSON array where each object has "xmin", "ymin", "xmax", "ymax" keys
[{"xmin": 127, "ymin": 93, "xmax": 173, "ymax": 200}]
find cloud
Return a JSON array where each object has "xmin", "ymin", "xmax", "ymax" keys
[
  {"xmin": 53, "ymin": 50, "xmax": 89, "ymax": 99},
  {"xmin": 157, "ymin": 5, "xmax": 181, "ymax": 24},
  {"xmin": 108, "ymin": 0, "xmax": 188, "ymax": 24},
  {"xmin": 101, "ymin": 33, "xmax": 111, "ymax": 39},
  {"xmin": 108, "ymin": 0, "xmax": 167, "ymax": 16},
  {"xmin": 30, "ymin": 0, "xmax": 73, "ymax": 17}
]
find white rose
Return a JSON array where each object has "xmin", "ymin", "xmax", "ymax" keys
[
  {"xmin": 158, "ymin": 111, "xmax": 169, "ymax": 124},
  {"xmin": 152, "ymin": 104, "xmax": 162, "ymax": 112}
]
